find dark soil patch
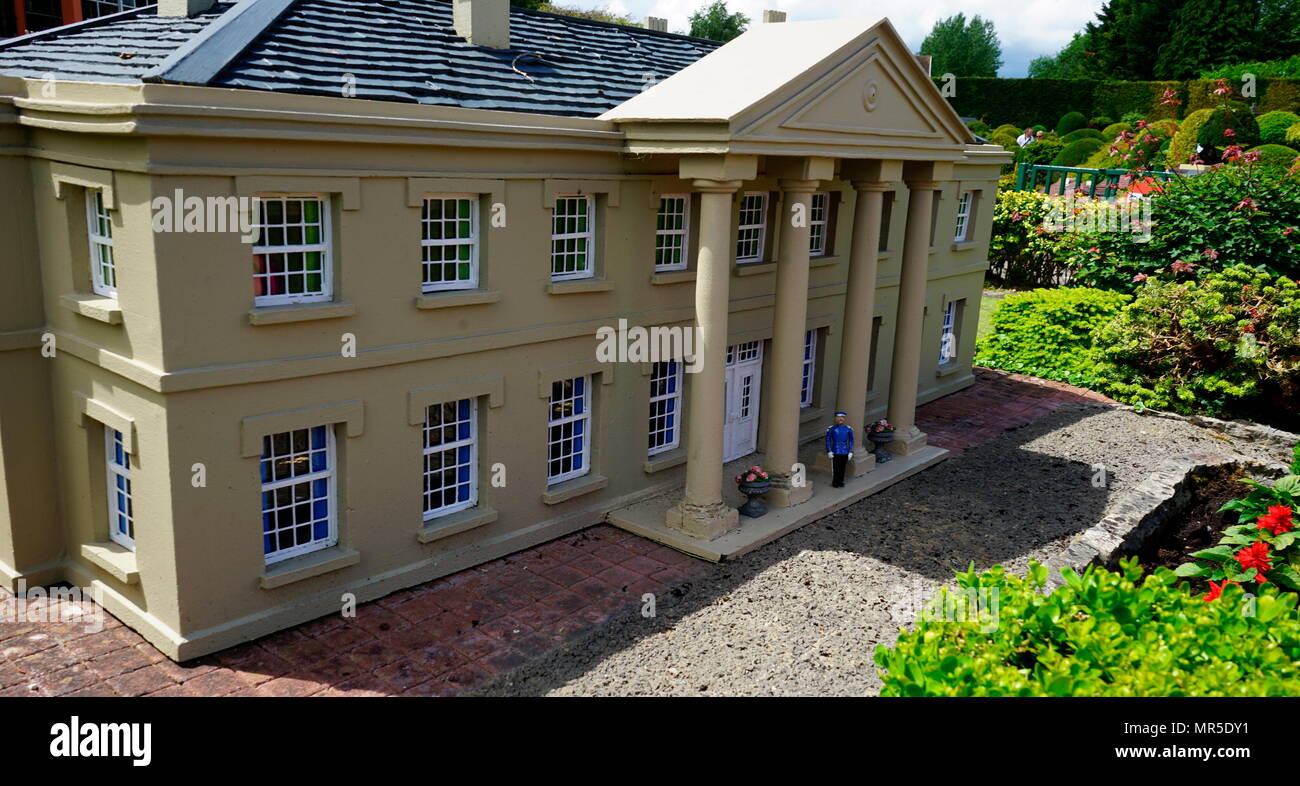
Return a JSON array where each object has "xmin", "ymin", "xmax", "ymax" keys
[{"xmin": 1134, "ymin": 464, "xmax": 1249, "ymax": 588}]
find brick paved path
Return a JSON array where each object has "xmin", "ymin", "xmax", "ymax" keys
[{"xmin": 0, "ymin": 368, "xmax": 1114, "ymax": 697}]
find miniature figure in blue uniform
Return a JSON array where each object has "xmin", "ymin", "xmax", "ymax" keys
[{"xmin": 825, "ymin": 411, "xmax": 854, "ymax": 488}]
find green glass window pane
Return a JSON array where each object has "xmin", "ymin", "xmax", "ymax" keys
[
  {"xmin": 458, "ymin": 220, "xmax": 471, "ymax": 239},
  {"xmin": 303, "ymin": 200, "xmax": 320, "ymax": 222},
  {"xmin": 458, "ymin": 262, "xmax": 470, "ymax": 280},
  {"xmin": 305, "ymin": 252, "xmax": 321, "ymax": 271},
  {"xmin": 305, "ymin": 225, "xmax": 320, "ymax": 244},
  {"xmin": 458, "ymin": 244, "xmax": 470, "ymax": 261},
  {"xmin": 577, "ymin": 218, "xmax": 587, "ymax": 233},
  {"xmin": 306, "ymin": 273, "xmax": 322, "ymax": 292},
  {"xmin": 458, "ymin": 200, "xmax": 470, "ymax": 219}
]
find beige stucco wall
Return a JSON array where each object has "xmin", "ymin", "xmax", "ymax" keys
[{"xmin": 0, "ymin": 78, "xmax": 1003, "ymax": 658}]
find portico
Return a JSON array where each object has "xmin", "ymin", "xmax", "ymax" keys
[{"xmin": 602, "ymin": 17, "xmax": 1008, "ymax": 553}]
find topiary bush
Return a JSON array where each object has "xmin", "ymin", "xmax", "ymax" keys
[
  {"xmin": 1169, "ymin": 107, "xmax": 1213, "ymax": 165},
  {"xmin": 992, "ymin": 123, "xmax": 1022, "ymax": 137},
  {"xmin": 1288, "ymin": 122, "xmax": 1300, "ymax": 147},
  {"xmin": 1093, "ymin": 266, "xmax": 1300, "ymax": 426},
  {"xmin": 965, "ymin": 119, "xmax": 992, "ymax": 138},
  {"xmin": 974, "ymin": 287, "xmax": 1130, "ymax": 388},
  {"xmin": 1198, "ymin": 102, "xmax": 1262, "ymax": 163},
  {"xmin": 1014, "ymin": 138, "xmax": 1065, "ymax": 168},
  {"xmin": 1249, "ymin": 143, "xmax": 1300, "ymax": 168},
  {"xmin": 987, "ymin": 189, "xmax": 1073, "ymax": 288},
  {"xmin": 875, "ymin": 559, "xmax": 1300, "ymax": 697},
  {"xmin": 1051, "ymin": 137, "xmax": 1106, "ymax": 167},
  {"xmin": 1101, "ymin": 121, "xmax": 1133, "ymax": 140},
  {"xmin": 1120, "ymin": 110, "xmax": 1146, "ymax": 125},
  {"xmin": 1059, "ymin": 128, "xmax": 1103, "ymax": 144},
  {"xmin": 1055, "ymin": 110, "xmax": 1087, "ymax": 136},
  {"xmin": 1259, "ymin": 110, "xmax": 1300, "ymax": 145},
  {"xmin": 1090, "ymin": 115, "xmax": 1114, "ymax": 129}
]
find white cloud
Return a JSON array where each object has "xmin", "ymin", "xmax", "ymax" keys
[{"xmin": 563, "ymin": 0, "xmax": 1107, "ymax": 76}]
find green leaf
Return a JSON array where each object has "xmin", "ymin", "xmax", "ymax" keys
[
  {"xmin": 1174, "ymin": 562, "xmax": 1211, "ymax": 578},
  {"xmin": 1269, "ymin": 565, "xmax": 1300, "ymax": 591},
  {"xmin": 1189, "ymin": 545, "xmax": 1235, "ymax": 563}
]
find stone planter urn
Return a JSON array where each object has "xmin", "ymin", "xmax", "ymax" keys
[
  {"xmin": 734, "ymin": 466, "xmax": 772, "ymax": 518},
  {"xmin": 866, "ymin": 420, "xmax": 895, "ymax": 464}
]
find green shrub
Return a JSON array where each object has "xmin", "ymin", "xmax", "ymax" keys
[
  {"xmin": 1051, "ymin": 137, "xmax": 1106, "ymax": 167},
  {"xmin": 1259, "ymin": 111, "xmax": 1300, "ymax": 145},
  {"xmin": 1202, "ymin": 56, "xmax": 1300, "ymax": 80},
  {"xmin": 974, "ymin": 287, "xmax": 1130, "ymax": 387},
  {"xmin": 992, "ymin": 123, "xmax": 1022, "ymax": 137},
  {"xmin": 875, "ymin": 560, "xmax": 1300, "ymax": 697},
  {"xmin": 1289, "ymin": 122, "xmax": 1300, "ymax": 147},
  {"xmin": 1060, "ymin": 128, "xmax": 1103, "ymax": 144},
  {"xmin": 1250, "ymin": 143, "xmax": 1300, "ymax": 168},
  {"xmin": 1120, "ymin": 110, "xmax": 1146, "ymax": 125},
  {"xmin": 1090, "ymin": 115, "xmax": 1114, "ymax": 129},
  {"xmin": 965, "ymin": 119, "xmax": 992, "ymax": 138},
  {"xmin": 1014, "ymin": 138, "xmax": 1064, "ymax": 168},
  {"xmin": 1093, "ymin": 266, "xmax": 1300, "ymax": 424},
  {"xmin": 986, "ymin": 190, "xmax": 1073, "ymax": 288},
  {"xmin": 1198, "ymin": 103, "xmax": 1262, "ymax": 163},
  {"xmin": 1069, "ymin": 163, "xmax": 1300, "ymax": 292},
  {"xmin": 1101, "ymin": 122, "xmax": 1132, "ymax": 140},
  {"xmin": 1169, "ymin": 107, "xmax": 1213, "ymax": 165},
  {"xmin": 1055, "ymin": 110, "xmax": 1087, "ymax": 136}
]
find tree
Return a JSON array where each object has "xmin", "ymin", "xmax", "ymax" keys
[
  {"xmin": 1028, "ymin": 33, "xmax": 1097, "ymax": 79},
  {"xmin": 1084, "ymin": 0, "xmax": 1187, "ymax": 79},
  {"xmin": 688, "ymin": 1, "xmax": 749, "ymax": 42},
  {"xmin": 1257, "ymin": 0, "xmax": 1300, "ymax": 62},
  {"xmin": 1154, "ymin": 0, "xmax": 1260, "ymax": 78},
  {"xmin": 919, "ymin": 14, "xmax": 1003, "ymax": 77}
]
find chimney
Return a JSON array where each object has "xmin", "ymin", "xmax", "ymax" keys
[
  {"xmin": 454, "ymin": 0, "xmax": 511, "ymax": 49},
  {"xmin": 762, "ymin": 10, "xmax": 786, "ymax": 23},
  {"xmin": 646, "ymin": 16, "xmax": 668, "ymax": 32},
  {"xmin": 158, "ymin": 0, "xmax": 214, "ymax": 16}
]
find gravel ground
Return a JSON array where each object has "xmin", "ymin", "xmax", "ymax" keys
[{"xmin": 473, "ymin": 405, "xmax": 1295, "ymax": 696}]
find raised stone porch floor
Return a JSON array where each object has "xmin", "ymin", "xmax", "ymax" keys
[{"xmin": 607, "ymin": 442, "xmax": 949, "ymax": 562}]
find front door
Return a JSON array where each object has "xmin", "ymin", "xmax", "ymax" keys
[{"xmin": 723, "ymin": 341, "xmax": 763, "ymax": 462}]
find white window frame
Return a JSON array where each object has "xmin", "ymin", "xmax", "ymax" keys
[
  {"xmin": 86, "ymin": 190, "xmax": 117, "ymax": 298},
  {"xmin": 252, "ymin": 195, "xmax": 333, "ymax": 307},
  {"xmin": 939, "ymin": 300, "xmax": 959, "ymax": 365},
  {"xmin": 809, "ymin": 191, "xmax": 830, "ymax": 256},
  {"xmin": 551, "ymin": 195, "xmax": 595, "ymax": 281},
  {"xmin": 105, "ymin": 427, "xmax": 134, "ymax": 550},
  {"xmin": 260, "ymin": 425, "xmax": 338, "ymax": 565},
  {"xmin": 647, "ymin": 360, "xmax": 683, "ymax": 456},
  {"xmin": 547, "ymin": 376, "xmax": 591, "ymax": 485},
  {"xmin": 800, "ymin": 329, "xmax": 817, "ymax": 408},
  {"xmin": 654, "ymin": 194, "xmax": 690, "ymax": 271},
  {"xmin": 422, "ymin": 398, "xmax": 478, "ymax": 520},
  {"xmin": 736, "ymin": 192, "xmax": 768, "ymax": 263},
  {"xmin": 953, "ymin": 192, "xmax": 973, "ymax": 242},
  {"xmin": 421, "ymin": 194, "xmax": 480, "ymax": 293}
]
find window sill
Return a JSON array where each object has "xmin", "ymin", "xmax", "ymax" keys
[
  {"xmin": 542, "ymin": 474, "xmax": 608, "ymax": 505},
  {"xmin": 414, "ymin": 289, "xmax": 500, "ymax": 310},
  {"xmin": 810, "ymin": 254, "xmax": 842, "ymax": 268},
  {"xmin": 81, "ymin": 542, "xmax": 138, "ymax": 585},
  {"xmin": 248, "ymin": 301, "xmax": 356, "ymax": 326},
  {"xmin": 417, "ymin": 506, "xmax": 498, "ymax": 544},
  {"xmin": 260, "ymin": 546, "xmax": 360, "ymax": 589},
  {"xmin": 61, "ymin": 293, "xmax": 122, "ymax": 325},
  {"xmin": 650, "ymin": 270, "xmax": 696, "ymax": 285},
  {"xmin": 936, "ymin": 363, "xmax": 965, "ymax": 379},
  {"xmin": 547, "ymin": 279, "xmax": 614, "ymax": 295},
  {"xmin": 800, "ymin": 406, "xmax": 827, "ymax": 424},
  {"xmin": 644, "ymin": 448, "xmax": 686, "ymax": 474},
  {"xmin": 950, "ymin": 241, "xmax": 979, "ymax": 252},
  {"xmin": 735, "ymin": 261, "xmax": 776, "ymax": 277}
]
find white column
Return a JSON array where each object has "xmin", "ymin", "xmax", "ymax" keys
[{"xmin": 886, "ymin": 176, "xmax": 939, "ymax": 455}]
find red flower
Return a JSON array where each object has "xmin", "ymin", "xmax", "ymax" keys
[
  {"xmin": 1234, "ymin": 197, "xmax": 1258, "ymax": 213},
  {"xmin": 1203, "ymin": 248, "xmax": 1220, "ymax": 260},
  {"xmin": 1234, "ymin": 541, "xmax": 1273, "ymax": 581},
  {"xmin": 1222, "ymin": 145, "xmax": 1244, "ymax": 162},
  {"xmin": 1242, "ymin": 324, "xmax": 1256, "ymax": 333},
  {"xmin": 1284, "ymin": 227, "xmax": 1295, "ymax": 237},
  {"xmin": 1133, "ymin": 273, "xmax": 1149, "ymax": 283},
  {"xmin": 1257, "ymin": 505, "xmax": 1294, "ymax": 536},
  {"xmin": 1213, "ymin": 79, "xmax": 1232, "ymax": 96},
  {"xmin": 1222, "ymin": 127, "xmax": 1236, "ymax": 138},
  {"xmin": 1243, "ymin": 149, "xmax": 1261, "ymax": 164},
  {"xmin": 1171, "ymin": 260, "xmax": 1197, "ymax": 274},
  {"xmin": 1205, "ymin": 580, "xmax": 1239, "ymax": 602}
]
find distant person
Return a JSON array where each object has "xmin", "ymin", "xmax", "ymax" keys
[
  {"xmin": 1016, "ymin": 127, "xmax": 1034, "ymax": 147},
  {"xmin": 1034, "ymin": 130, "xmax": 1046, "ymax": 143}
]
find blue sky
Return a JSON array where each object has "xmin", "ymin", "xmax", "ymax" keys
[{"xmin": 559, "ymin": 0, "xmax": 1110, "ymax": 77}]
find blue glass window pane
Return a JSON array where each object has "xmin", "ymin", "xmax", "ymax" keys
[
  {"xmin": 574, "ymin": 435, "xmax": 583, "ymax": 460},
  {"xmin": 575, "ymin": 377, "xmax": 585, "ymax": 396},
  {"xmin": 458, "ymin": 399, "xmax": 470, "ymax": 420},
  {"xmin": 313, "ymin": 478, "xmax": 327, "ymax": 497},
  {"xmin": 261, "ymin": 491, "xmax": 273, "ymax": 512},
  {"xmin": 310, "ymin": 425, "xmax": 326, "ymax": 450},
  {"xmin": 313, "ymin": 499, "xmax": 328, "ymax": 520},
  {"xmin": 459, "ymin": 420, "xmax": 471, "ymax": 440},
  {"xmin": 261, "ymin": 461, "xmax": 271, "ymax": 483},
  {"xmin": 116, "ymin": 476, "xmax": 126, "ymax": 491},
  {"xmin": 458, "ymin": 485, "xmax": 470, "ymax": 502},
  {"xmin": 458, "ymin": 463, "xmax": 470, "ymax": 483},
  {"xmin": 261, "ymin": 434, "xmax": 272, "ymax": 459},
  {"xmin": 667, "ymin": 413, "xmax": 675, "ymax": 430},
  {"xmin": 574, "ymin": 420, "xmax": 584, "ymax": 436},
  {"xmin": 263, "ymin": 512, "xmax": 274, "ymax": 532},
  {"xmin": 116, "ymin": 514, "xmax": 125, "ymax": 534},
  {"xmin": 313, "ymin": 521, "xmax": 328, "ymax": 540},
  {"xmin": 311, "ymin": 450, "xmax": 327, "ymax": 472},
  {"xmin": 116, "ymin": 494, "xmax": 126, "ymax": 514},
  {"xmin": 264, "ymin": 535, "xmax": 274, "ymax": 554}
]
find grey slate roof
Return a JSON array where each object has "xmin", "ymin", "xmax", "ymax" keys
[{"xmin": 0, "ymin": 0, "xmax": 723, "ymax": 118}]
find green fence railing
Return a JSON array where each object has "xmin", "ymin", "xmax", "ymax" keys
[{"xmin": 1013, "ymin": 164, "xmax": 1175, "ymax": 198}]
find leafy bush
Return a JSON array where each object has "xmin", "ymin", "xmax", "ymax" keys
[
  {"xmin": 1101, "ymin": 121, "xmax": 1132, "ymax": 140},
  {"xmin": 1250, "ymin": 144, "xmax": 1300, "ymax": 168},
  {"xmin": 1051, "ymin": 138, "xmax": 1106, "ymax": 167},
  {"xmin": 1120, "ymin": 110, "xmax": 1146, "ymax": 125},
  {"xmin": 1090, "ymin": 115, "xmax": 1114, "ymax": 129},
  {"xmin": 1069, "ymin": 162, "xmax": 1300, "ymax": 291},
  {"xmin": 1060, "ymin": 128, "xmax": 1103, "ymax": 144},
  {"xmin": 1093, "ymin": 266, "xmax": 1300, "ymax": 425},
  {"xmin": 875, "ymin": 560, "xmax": 1300, "ymax": 697},
  {"xmin": 1289, "ymin": 122, "xmax": 1300, "ymax": 147},
  {"xmin": 1056, "ymin": 110, "xmax": 1087, "ymax": 136},
  {"xmin": 1169, "ymin": 107, "xmax": 1213, "ymax": 165},
  {"xmin": 1259, "ymin": 111, "xmax": 1300, "ymax": 145},
  {"xmin": 1108, "ymin": 122, "xmax": 1172, "ymax": 169},
  {"xmin": 1014, "ymin": 138, "xmax": 1065, "ymax": 168},
  {"xmin": 1177, "ymin": 446, "xmax": 1300, "ymax": 592},
  {"xmin": 986, "ymin": 190, "xmax": 1073, "ymax": 288},
  {"xmin": 974, "ymin": 287, "xmax": 1130, "ymax": 387},
  {"xmin": 965, "ymin": 119, "xmax": 992, "ymax": 138},
  {"xmin": 992, "ymin": 123, "xmax": 1022, "ymax": 137},
  {"xmin": 1201, "ymin": 56, "xmax": 1300, "ymax": 80},
  {"xmin": 1197, "ymin": 103, "xmax": 1261, "ymax": 163}
]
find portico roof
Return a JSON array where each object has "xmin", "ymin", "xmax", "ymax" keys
[{"xmin": 600, "ymin": 18, "xmax": 976, "ymax": 161}]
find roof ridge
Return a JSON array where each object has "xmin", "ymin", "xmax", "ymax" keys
[
  {"xmin": 143, "ymin": 0, "xmax": 300, "ymax": 86},
  {"xmin": 0, "ymin": 3, "xmax": 156, "ymax": 51},
  {"xmin": 509, "ymin": 3, "xmax": 720, "ymax": 46}
]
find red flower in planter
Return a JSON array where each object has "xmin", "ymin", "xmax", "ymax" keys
[
  {"xmin": 1257, "ymin": 505, "xmax": 1294, "ymax": 536},
  {"xmin": 1205, "ymin": 580, "xmax": 1239, "ymax": 602},
  {"xmin": 1234, "ymin": 541, "xmax": 1273, "ymax": 581}
]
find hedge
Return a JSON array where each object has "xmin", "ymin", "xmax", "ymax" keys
[{"xmin": 943, "ymin": 77, "xmax": 1300, "ymax": 129}]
